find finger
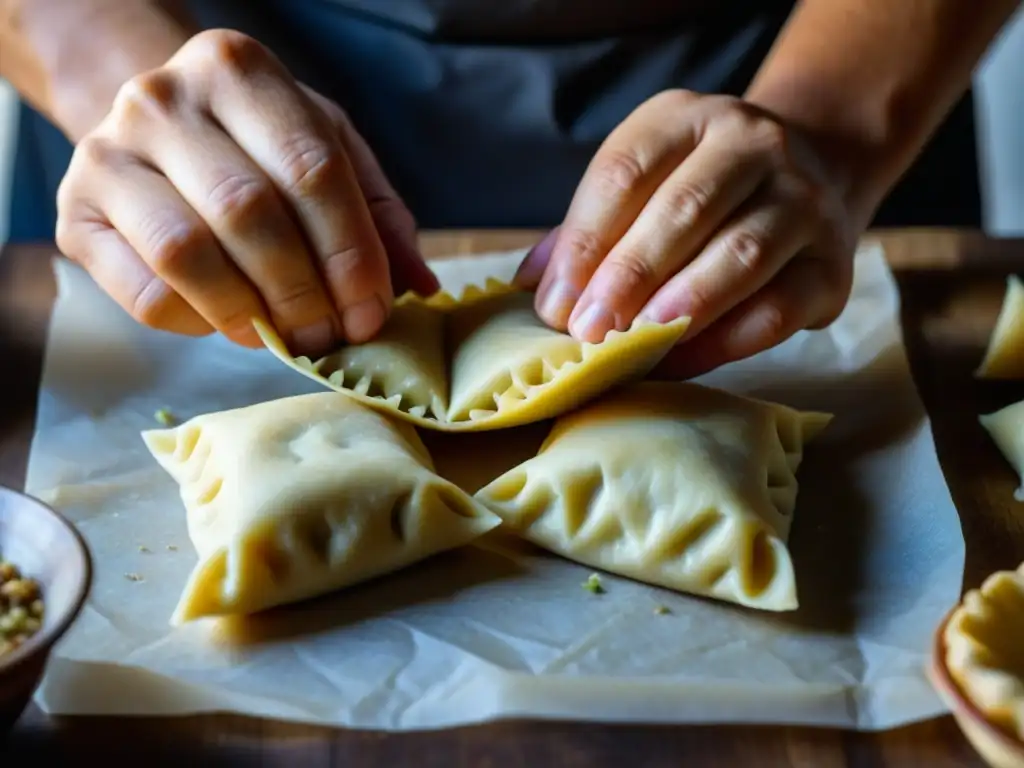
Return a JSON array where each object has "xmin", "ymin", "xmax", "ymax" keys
[
  {"xmin": 57, "ymin": 213, "xmax": 213, "ymax": 337},
  {"xmin": 652, "ymin": 257, "xmax": 836, "ymax": 380},
  {"xmin": 331, "ymin": 109, "xmax": 439, "ymax": 297},
  {"xmin": 534, "ymin": 91, "xmax": 710, "ymax": 328},
  {"xmin": 637, "ymin": 186, "xmax": 816, "ymax": 340},
  {"xmin": 123, "ymin": 88, "xmax": 342, "ymax": 356},
  {"xmin": 513, "ymin": 226, "xmax": 560, "ymax": 289},
  {"xmin": 80, "ymin": 141, "xmax": 269, "ymax": 347},
  {"xmin": 174, "ymin": 32, "xmax": 392, "ymax": 342},
  {"xmin": 567, "ymin": 136, "xmax": 772, "ymax": 342}
]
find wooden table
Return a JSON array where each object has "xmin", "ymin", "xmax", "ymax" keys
[{"xmin": 2, "ymin": 229, "xmax": 1023, "ymax": 766}]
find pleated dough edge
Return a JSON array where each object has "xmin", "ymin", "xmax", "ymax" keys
[{"xmin": 254, "ymin": 281, "xmax": 689, "ymax": 432}]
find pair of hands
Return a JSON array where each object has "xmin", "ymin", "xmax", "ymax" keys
[{"xmin": 57, "ymin": 29, "xmax": 860, "ymax": 379}]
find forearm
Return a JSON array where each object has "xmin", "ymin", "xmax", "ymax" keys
[
  {"xmin": 745, "ymin": 0, "xmax": 1019, "ymax": 226},
  {"xmin": 0, "ymin": 0, "xmax": 197, "ymax": 142}
]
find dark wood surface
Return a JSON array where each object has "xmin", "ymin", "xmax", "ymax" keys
[{"xmin": 2, "ymin": 229, "xmax": 1023, "ymax": 766}]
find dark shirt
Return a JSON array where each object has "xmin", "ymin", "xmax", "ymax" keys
[{"xmin": 6, "ymin": 0, "xmax": 981, "ymax": 242}]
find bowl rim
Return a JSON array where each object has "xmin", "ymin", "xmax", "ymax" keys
[
  {"xmin": 929, "ymin": 605, "xmax": 1024, "ymax": 757},
  {"xmin": 0, "ymin": 484, "xmax": 93, "ymax": 673}
]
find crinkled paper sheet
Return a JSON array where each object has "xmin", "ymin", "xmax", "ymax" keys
[{"xmin": 23, "ymin": 242, "xmax": 963, "ymax": 731}]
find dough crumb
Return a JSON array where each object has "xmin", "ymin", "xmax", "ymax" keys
[
  {"xmin": 582, "ymin": 573, "xmax": 605, "ymax": 594},
  {"xmin": 154, "ymin": 408, "xmax": 176, "ymax": 426}
]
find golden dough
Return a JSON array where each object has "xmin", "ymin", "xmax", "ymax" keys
[
  {"xmin": 142, "ymin": 393, "xmax": 500, "ymax": 624},
  {"xmin": 943, "ymin": 563, "xmax": 1024, "ymax": 741},
  {"xmin": 980, "ymin": 399, "xmax": 1024, "ymax": 500},
  {"xmin": 256, "ymin": 281, "xmax": 689, "ymax": 432},
  {"xmin": 475, "ymin": 382, "xmax": 831, "ymax": 611},
  {"xmin": 977, "ymin": 275, "xmax": 1024, "ymax": 379}
]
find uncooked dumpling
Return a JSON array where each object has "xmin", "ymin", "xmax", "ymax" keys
[
  {"xmin": 980, "ymin": 399, "xmax": 1024, "ymax": 500},
  {"xmin": 475, "ymin": 382, "xmax": 831, "ymax": 611},
  {"xmin": 256, "ymin": 280, "xmax": 688, "ymax": 432},
  {"xmin": 977, "ymin": 275, "xmax": 1024, "ymax": 379},
  {"xmin": 943, "ymin": 562, "xmax": 1024, "ymax": 741},
  {"xmin": 142, "ymin": 392, "xmax": 501, "ymax": 624}
]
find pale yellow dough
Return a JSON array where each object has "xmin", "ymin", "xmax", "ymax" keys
[
  {"xmin": 256, "ymin": 281, "xmax": 689, "ymax": 432},
  {"xmin": 142, "ymin": 392, "xmax": 501, "ymax": 624},
  {"xmin": 944, "ymin": 562, "xmax": 1024, "ymax": 741},
  {"xmin": 977, "ymin": 275, "xmax": 1024, "ymax": 379},
  {"xmin": 980, "ymin": 399, "xmax": 1024, "ymax": 500},
  {"xmin": 475, "ymin": 382, "xmax": 831, "ymax": 611}
]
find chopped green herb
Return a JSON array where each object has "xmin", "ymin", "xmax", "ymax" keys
[
  {"xmin": 166, "ymin": 544, "xmax": 178, "ymax": 552},
  {"xmin": 125, "ymin": 572, "xmax": 144, "ymax": 582},
  {"xmin": 582, "ymin": 573, "xmax": 605, "ymax": 594},
  {"xmin": 138, "ymin": 545, "xmax": 151, "ymax": 554},
  {"xmin": 654, "ymin": 605, "xmax": 670, "ymax": 615},
  {"xmin": 154, "ymin": 408, "xmax": 176, "ymax": 426}
]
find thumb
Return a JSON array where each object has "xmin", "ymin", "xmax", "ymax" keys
[{"xmin": 513, "ymin": 226, "xmax": 561, "ymax": 289}]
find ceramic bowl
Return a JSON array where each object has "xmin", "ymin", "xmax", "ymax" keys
[
  {"xmin": 0, "ymin": 485, "xmax": 91, "ymax": 735},
  {"xmin": 929, "ymin": 607, "xmax": 1024, "ymax": 768}
]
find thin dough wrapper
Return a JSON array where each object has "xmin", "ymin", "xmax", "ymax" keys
[
  {"xmin": 475, "ymin": 382, "xmax": 831, "ymax": 611},
  {"xmin": 980, "ymin": 399, "xmax": 1024, "ymax": 500},
  {"xmin": 142, "ymin": 393, "xmax": 501, "ymax": 624},
  {"xmin": 256, "ymin": 280, "xmax": 689, "ymax": 432},
  {"xmin": 977, "ymin": 275, "xmax": 1024, "ymax": 379}
]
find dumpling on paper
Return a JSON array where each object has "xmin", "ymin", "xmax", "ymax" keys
[
  {"xmin": 475, "ymin": 382, "xmax": 831, "ymax": 611},
  {"xmin": 979, "ymin": 398, "xmax": 1024, "ymax": 500},
  {"xmin": 142, "ymin": 392, "xmax": 500, "ymax": 624},
  {"xmin": 976, "ymin": 275, "xmax": 1024, "ymax": 379}
]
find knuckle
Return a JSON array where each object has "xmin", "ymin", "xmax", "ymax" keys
[
  {"xmin": 557, "ymin": 228, "xmax": 606, "ymax": 272},
  {"xmin": 190, "ymin": 29, "xmax": 270, "ymax": 75},
  {"xmin": 647, "ymin": 88, "xmax": 698, "ymax": 113},
  {"xmin": 605, "ymin": 254, "xmax": 657, "ymax": 293},
  {"xmin": 130, "ymin": 277, "xmax": 179, "ymax": 329},
  {"xmin": 114, "ymin": 70, "xmax": 182, "ymax": 123},
  {"xmin": 143, "ymin": 217, "xmax": 210, "ymax": 274},
  {"xmin": 722, "ymin": 231, "xmax": 769, "ymax": 276},
  {"xmin": 659, "ymin": 182, "xmax": 712, "ymax": 228},
  {"xmin": 754, "ymin": 118, "xmax": 790, "ymax": 159},
  {"xmin": 268, "ymin": 281, "xmax": 326, "ymax": 315},
  {"xmin": 755, "ymin": 301, "xmax": 789, "ymax": 343},
  {"xmin": 206, "ymin": 174, "xmax": 277, "ymax": 227},
  {"xmin": 76, "ymin": 136, "xmax": 119, "ymax": 169},
  {"xmin": 590, "ymin": 150, "xmax": 646, "ymax": 199},
  {"xmin": 322, "ymin": 245, "xmax": 372, "ymax": 281},
  {"xmin": 276, "ymin": 137, "xmax": 342, "ymax": 196}
]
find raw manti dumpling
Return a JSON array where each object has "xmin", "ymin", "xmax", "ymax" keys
[
  {"xmin": 980, "ymin": 399, "xmax": 1024, "ymax": 500},
  {"xmin": 142, "ymin": 392, "xmax": 501, "ymax": 624},
  {"xmin": 475, "ymin": 382, "xmax": 832, "ymax": 611},
  {"xmin": 943, "ymin": 562, "xmax": 1024, "ymax": 741},
  {"xmin": 255, "ymin": 280, "xmax": 689, "ymax": 432},
  {"xmin": 977, "ymin": 275, "xmax": 1024, "ymax": 379}
]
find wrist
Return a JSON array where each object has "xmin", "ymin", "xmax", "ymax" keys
[
  {"xmin": 29, "ymin": 2, "xmax": 192, "ymax": 141},
  {"xmin": 744, "ymin": 79, "xmax": 897, "ymax": 232}
]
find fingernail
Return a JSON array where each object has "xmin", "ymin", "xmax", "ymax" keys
[
  {"xmin": 570, "ymin": 302, "xmax": 616, "ymax": 343},
  {"xmin": 290, "ymin": 318, "xmax": 336, "ymax": 357},
  {"xmin": 537, "ymin": 281, "xmax": 579, "ymax": 327},
  {"xmin": 343, "ymin": 295, "xmax": 386, "ymax": 343}
]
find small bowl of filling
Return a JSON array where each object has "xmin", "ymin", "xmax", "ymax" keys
[
  {"xmin": 0, "ymin": 486, "xmax": 91, "ymax": 735},
  {"xmin": 929, "ymin": 563, "xmax": 1024, "ymax": 768}
]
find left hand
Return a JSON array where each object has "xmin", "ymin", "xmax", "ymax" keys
[{"xmin": 515, "ymin": 89, "xmax": 863, "ymax": 379}]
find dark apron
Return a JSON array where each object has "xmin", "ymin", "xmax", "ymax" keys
[{"xmin": 5, "ymin": 0, "xmax": 982, "ymax": 241}]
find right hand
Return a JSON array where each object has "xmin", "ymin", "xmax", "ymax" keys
[{"xmin": 56, "ymin": 29, "xmax": 438, "ymax": 357}]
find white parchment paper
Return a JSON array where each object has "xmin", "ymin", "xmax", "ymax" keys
[{"xmin": 23, "ymin": 242, "xmax": 964, "ymax": 731}]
